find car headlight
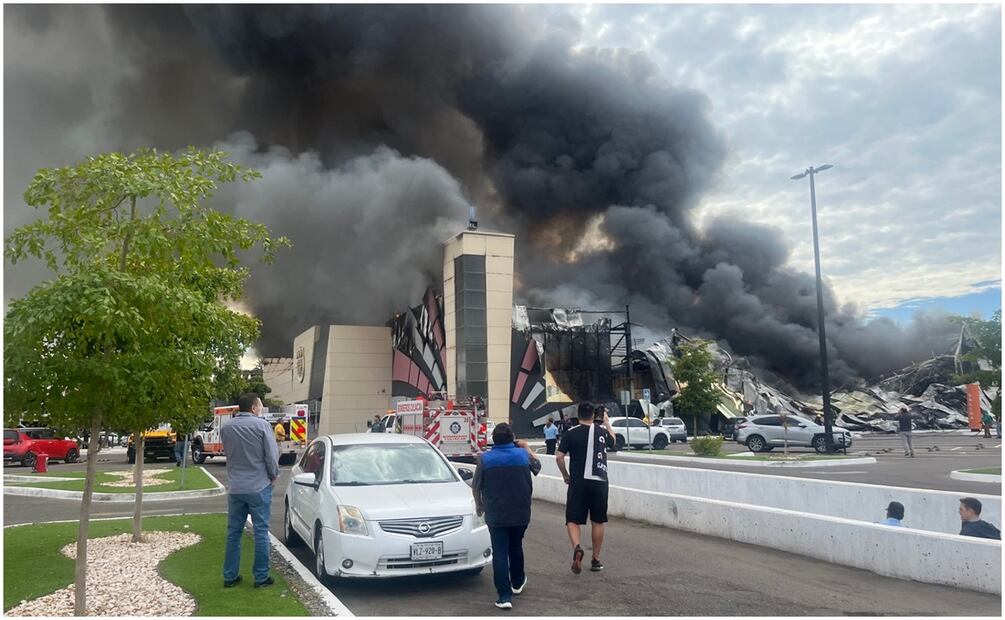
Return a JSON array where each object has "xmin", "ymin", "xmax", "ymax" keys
[{"xmin": 337, "ymin": 505, "xmax": 368, "ymax": 536}]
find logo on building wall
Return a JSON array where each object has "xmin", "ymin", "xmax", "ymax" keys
[{"xmin": 295, "ymin": 346, "xmax": 306, "ymax": 384}]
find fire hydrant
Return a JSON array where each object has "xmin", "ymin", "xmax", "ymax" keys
[{"xmin": 33, "ymin": 454, "xmax": 49, "ymax": 474}]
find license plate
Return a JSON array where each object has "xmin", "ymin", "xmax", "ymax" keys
[{"xmin": 410, "ymin": 541, "xmax": 443, "ymax": 561}]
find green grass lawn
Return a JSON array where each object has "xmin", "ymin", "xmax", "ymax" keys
[
  {"xmin": 14, "ymin": 467, "xmax": 217, "ymax": 493},
  {"xmin": 638, "ymin": 450, "xmax": 857, "ymax": 461},
  {"xmin": 963, "ymin": 467, "xmax": 1001, "ymax": 475},
  {"xmin": 3, "ymin": 513, "xmax": 309, "ymax": 615}
]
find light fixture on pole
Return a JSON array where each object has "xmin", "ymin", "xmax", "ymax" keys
[{"xmin": 791, "ymin": 164, "xmax": 835, "ymax": 453}]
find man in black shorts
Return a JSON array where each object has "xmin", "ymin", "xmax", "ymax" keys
[{"xmin": 555, "ymin": 401, "xmax": 616, "ymax": 573}]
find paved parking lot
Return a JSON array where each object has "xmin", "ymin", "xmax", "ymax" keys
[{"xmin": 4, "ymin": 435, "xmax": 1001, "ymax": 616}]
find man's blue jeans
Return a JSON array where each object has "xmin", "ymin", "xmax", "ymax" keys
[
  {"xmin": 223, "ymin": 485, "xmax": 272, "ymax": 583},
  {"xmin": 488, "ymin": 525, "xmax": 527, "ymax": 602}
]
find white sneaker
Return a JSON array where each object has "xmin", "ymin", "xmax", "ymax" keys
[
  {"xmin": 511, "ymin": 577, "xmax": 527, "ymax": 595},
  {"xmin": 494, "ymin": 600, "xmax": 513, "ymax": 610}
]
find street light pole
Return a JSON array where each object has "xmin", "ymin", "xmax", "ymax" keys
[{"xmin": 791, "ymin": 164, "xmax": 835, "ymax": 453}]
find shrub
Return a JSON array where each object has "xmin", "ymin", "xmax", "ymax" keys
[{"xmin": 690, "ymin": 435, "xmax": 723, "ymax": 457}]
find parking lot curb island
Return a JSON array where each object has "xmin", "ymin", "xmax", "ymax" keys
[
  {"xmin": 950, "ymin": 470, "xmax": 1002, "ymax": 484},
  {"xmin": 2, "ymin": 466, "xmax": 226, "ymax": 503}
]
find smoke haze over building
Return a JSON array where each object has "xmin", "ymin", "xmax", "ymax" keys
[{"xmin": 4, "ymin": 4, "xmax": 966, "ymax": 393}]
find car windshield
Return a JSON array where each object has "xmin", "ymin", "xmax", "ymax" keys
[
  {"xmin": 4, "ymin": 430, "xmax": 19, "ymax": 442},
  {"xmin": 330, "ymin": 443, "xmax": 458, "ymax": 486}
]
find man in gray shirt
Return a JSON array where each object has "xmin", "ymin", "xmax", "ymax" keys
[
  {"xmin": 221, "ymin": 393, "xmax": 279, "ymax": 588},
  {"xmin": 896, "ymin": 408, "xmax": 914, "ymax": 457}
]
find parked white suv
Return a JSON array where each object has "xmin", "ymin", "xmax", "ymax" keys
[
  {"xmin": 735, "ymin": 415, "xmax": 853, "ymax": 453},
  {"xmin": 654, "ymin": 417, "xmax": 688, "ymax": 443},
  {"xmin": 608, "ymin": 416, "xmax": 671, "ymax": 450}
]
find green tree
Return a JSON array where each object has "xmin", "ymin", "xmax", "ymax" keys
[
  {"xmin": 670, "ymin": 340, "xmax": 721, "ymax": 436},
  {"xmin": 223, "ymin": 363, "xmax": 283, "ymax": 408},
  {"xmin": 4, "ymin": 148, "xmax": 288, "ymax": 615},
  {"xmin": 950, "ymin": 311, "xmax": 1002, "ymax": 386}
]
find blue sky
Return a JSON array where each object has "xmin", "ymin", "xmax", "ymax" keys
[{"xmin": 873, "ymin": 284, "xmax": 1002, "ymax": 323}]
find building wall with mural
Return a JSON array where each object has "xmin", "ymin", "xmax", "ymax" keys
[{"xmin": 390, "ymin": 287, "xmax": 448, "ymax": 401}]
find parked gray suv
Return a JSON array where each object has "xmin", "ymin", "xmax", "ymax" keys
[{"xmin": 735, "ymin": 415, "xmax": 853, "ymax": 453}]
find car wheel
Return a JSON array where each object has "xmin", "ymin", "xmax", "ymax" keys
[
  {"xmin": 285, "ymin": 503, "xmax": 303, "ymax": 547},
  {"xmin": 22, "ymin": 452, "xmax": 37, "ymax": 469},
  {"xmin": 314, "ymin": 529, "xmax": 328, "ymax": 581},
  {"xmin": 192, "ymin": 444, "xmax": 206, "ymax": 464},
  {"xmin": 64, "ymin": 449, "xmax": 79, "ymax": 464},
  {"xmin": 746, "ymin": 435, "xmax": 767, "ymax": 453},
  {"xmin": 652, "ymin": 435, "xmax": 668, "ymax": 450},
  {"xmin": 614, "ymin": 435, "xmax": 626, "ymax": 450},
  {"xmin": 812, "ymin": 436, "xmax": 828, "ymax": 454}
]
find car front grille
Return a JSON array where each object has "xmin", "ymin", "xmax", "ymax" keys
[
  {"xmin": 378, "ymin": 516, "xmax": 464, "ymax": 538},
  {"xmin": 377, "ymin": 551, "xmax": 467, "ymax": 570}
]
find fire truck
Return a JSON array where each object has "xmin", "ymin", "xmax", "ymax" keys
[
  {"xmin": 192, "ymin": 405, "xmax": 307, "ymax": 466},
  {"xmin": 377, "ymin": 395, "xmax": 486, "ymax": 461}
]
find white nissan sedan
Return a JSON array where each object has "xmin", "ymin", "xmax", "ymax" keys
[{"xmin": 283, "ymin": 433, "xmax": 492, "ymax": 579}]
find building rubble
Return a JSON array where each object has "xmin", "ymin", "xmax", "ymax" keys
[{"xmin": 654, "ymin": 330, "xmax": 996, "ymax": 432}]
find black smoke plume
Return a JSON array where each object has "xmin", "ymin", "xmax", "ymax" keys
[{"xmin": 3, "ymin": 4, "xmax": 958, "ymax": 392}]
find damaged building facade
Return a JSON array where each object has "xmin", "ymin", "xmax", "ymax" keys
[
  {"xmin": 263, "ymin": 226, "xmax": 995, "ymax": 439},
  {"xmin": 264, "ymin": 228, "xmax": 515, "ymax": 436}
]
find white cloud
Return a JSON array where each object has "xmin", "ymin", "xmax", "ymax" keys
[{"xmin": 568, "ymin": 3, "xmax": 1001, "ymax": 314}]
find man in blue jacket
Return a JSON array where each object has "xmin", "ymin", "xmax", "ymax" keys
[{"xmin": 472, "ymin": 423, "xmax": 542, "ymax": 610}]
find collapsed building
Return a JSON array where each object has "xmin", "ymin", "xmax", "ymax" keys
[
  {"xmin": 262, "ymin": 224, "xmax": 995, "ymax": 438},
  {"xmin": 689, "ymin": 326, "xmax": 997, "ymax": 433}
]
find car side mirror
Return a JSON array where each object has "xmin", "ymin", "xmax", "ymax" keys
[
  {"xmin": 456, "ymin": 467, "xmax": 474, "ymax": 481},
  {"xmin": 293, "ymin": 472, "xmax": 320, "ymax": 488}
]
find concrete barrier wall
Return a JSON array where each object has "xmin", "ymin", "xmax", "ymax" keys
[
  {"xmin": 532, "ymin": 475, "xmax": 1001, "ymax": 594},
  {"xmin": 537, "ymin": 456, "xmax": 1001, "ymax": 535}
]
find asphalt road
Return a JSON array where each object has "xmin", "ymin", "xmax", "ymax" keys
[
  {"xmin": 608, "ymin": 432, "xmax": 1003, "ymax": 495},
  {"xmin": 3, "ymin": 439, "xmax": 1001, "ymax": 616}
]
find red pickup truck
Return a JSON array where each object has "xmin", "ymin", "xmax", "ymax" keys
[{"xmin": 3, "ymin": 428, "xmax": 80, "ymax": 467}]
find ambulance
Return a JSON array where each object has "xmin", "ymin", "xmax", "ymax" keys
[{"xmin": 192, "ymin": 404, "xmax": 307, "ymax": 466}]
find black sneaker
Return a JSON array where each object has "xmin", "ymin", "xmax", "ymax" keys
[
  {"xmin": 253, "ymin": 576, "xmax": 275, "ymax": 588},
  {"xmin": 590, "ymin": 559, "xmax": 604, "ymax": 572},
  {"xmin": 223, "ymin": 576, "xmax": 242, "ymax": 588}
]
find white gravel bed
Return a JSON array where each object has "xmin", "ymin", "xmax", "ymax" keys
[
  {"xmin": 102, "ymin": 469, "xmax": 173, "ymax": 488},
  {"xmin": 6, "ymin": 530, "xmax": 201, "ymax": 616}
]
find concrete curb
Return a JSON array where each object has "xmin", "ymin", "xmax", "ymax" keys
[
  {"xmin": 267, "ymin": 531, "xmax": 354, "ymax": 617},
  {"xmin": 4, "ymin": 474, "xmax": 80, "ymax": 483},
  {"xmin": 950, "ymin": 470, "xmax": 1003, "ymax": 484},
  {"xmin": 2, "ymin": 467, "xmax": 227, "ymax": 502},
  {"xmin": 613, "ymin": 452, "xmax": 877, "ymax": 468}
]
